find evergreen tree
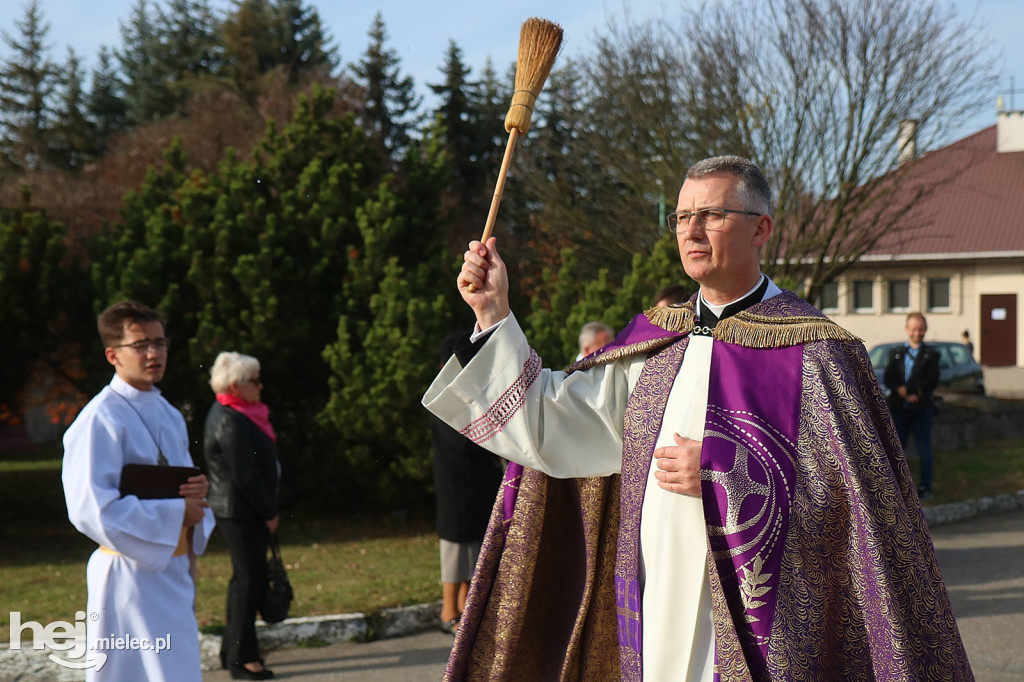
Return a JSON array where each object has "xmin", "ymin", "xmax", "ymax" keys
[
  {"xmin": 86, "ymin": 139, "xmax": 198, "ymax": 404},
  {"xmin": 117, "ymin": 0, "xmax": 166, "ymax": 123},
  {"xmin": 429, "ymin": 41, "xmax": 482, "ymax": 202},
  {"xmin": 0, "ymin": 199, "xmax": 74, "ymax": 414},
  {"xmin": 348, "ymin": 12, "xmax": 421, "ymax": 162},
  {"xmin": 87, "ymin": 46, "xmax": 130, "ymax": 151},
  {"xmin": 221, "ymin": 0, "xmax": 338, "ymax": 103},
  {"xmin": 50, "ymin": 48, "xmax": 98, "ymax": 171},
  {"xmin": 320, "ymin": 125, "xmax": 453, "ymax": 509},
  {"xmin": 272, "ymin": 0, "xmax": 337, "ymax": 81},
  {"xmin": 157, "ymin": 0, "xmax": 223, "ymax": 82},
  {"xmin": 184, "ymin": 85, "xmax": 387, "ymax": 425},
  {"xmin": 220, "ymin": 0, "xmax": 276, "ymax": 102},
  {"xmin": 0, "ymin": 0, "xmax": 57, "ymax": 174},
  {"xmin": 118, "ymin": 0, "xmax": 222, "ymax": 123}
]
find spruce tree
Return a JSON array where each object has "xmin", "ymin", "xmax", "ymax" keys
[
  {"xmin": 87, "ymin": 47, "xmax": 130, "ymax": 151},
  {"xmin": 50, "ymin": 48, "xmax": 98, "ymax": 172},
  {"xmin": 221, "ymin": 0, "xmax": 338, "ymax": 104},
  {"xmin": 0, "ymin": 0, "xmax": 57, "ymax": 174},
  {"xmin": 272, "ymin": 0, "xmax": 337, "ymax": 82},
  {"xmin": 118, "ymin": 0, "xmax": 222, "ymax": 123},
  {"xmin": 156, "ymin": 0, "xmax": 223, "ymax": 81},
  {"xmin": 117, "ymin": 0, "xmax": 166, "ymax": 123},
  {"xmin": 429, "ymin": 41, "xmax": 481, "ymax": 201},
  {"xmin": 348, "ymin": 12, "xmax": 421, "ymax": 162}
]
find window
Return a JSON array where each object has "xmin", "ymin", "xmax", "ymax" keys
[
  {"xmin": 852, "ymin": 280, "xmax": 874, "ymax": 313},
  {"xmin": 947, "ymin": 343, "xmax": 970, "ymax": 366},
  {"xmin": 927, "ymin": 278, "xmax": 950, "ymax": 312},
  {"xmin": 887, "ymin": 279, "xmax": 910, "ymax": 312},
  {"xmin": 820, "ymin": 282, "xmax": 839, "ymax": 312}
]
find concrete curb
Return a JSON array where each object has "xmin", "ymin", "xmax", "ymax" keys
[
  {"xmin": 5, "ymin": 491, "xmax": 1023, "ymax": 679},
  {"xmin": 921, "ymin": 489, "xmax": 1024, "ymax": 527}
]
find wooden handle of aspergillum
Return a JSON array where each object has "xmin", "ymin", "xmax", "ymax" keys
[{"xmin": 467, "ymin": 127, "xmax": 520, "ymax": 294}]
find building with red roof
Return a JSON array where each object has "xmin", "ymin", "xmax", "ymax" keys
[{"xmin": 820, "ymin": 106, "xmax": 1024, "ymax": 367}]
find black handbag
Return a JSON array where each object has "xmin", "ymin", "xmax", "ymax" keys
[{"xmin": 262, "ymin": 534, "xmax": 293, "ymax": 623}]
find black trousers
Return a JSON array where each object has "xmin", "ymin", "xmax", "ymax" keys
[{"xmin": 217, "ymin": 516, "xmax": 270, "ymax": 666}]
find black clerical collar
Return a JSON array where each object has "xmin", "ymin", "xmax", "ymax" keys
[{"xmin": 696, "ymin": 275, "xmax": 770, "ymax": 332}]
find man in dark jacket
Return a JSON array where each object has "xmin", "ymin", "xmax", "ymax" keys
[{"xmin": 884, "ymin": 312, "xmax": 941, "ymax": 499}]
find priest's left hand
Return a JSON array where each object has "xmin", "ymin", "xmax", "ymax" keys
[
  {"xmin": 179, "ymin": 474, "xmax": 209, "ymax": 499},
  {"xmin": 653, "ymin": 433, "xmax": 702, "ymax": 496}
]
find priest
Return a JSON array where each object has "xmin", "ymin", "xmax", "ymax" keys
[
  {"xmin": 423, "ymin": 156, "xmax": 972, "ymax": 680},
  {"xmin": 62, "ymin": 300, "xmax": 216, "ymax": 681}
]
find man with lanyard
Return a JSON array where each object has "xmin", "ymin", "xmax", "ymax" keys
[
  {"xmin": 884, "ymin": 312, "xmax": 941, "ymax": 499},
  {"xmin": 62, "ymin": 300, "xmax": 215, "ymax": 681},
  {"xmin": 424, "ymin": 156, "xmax": 971, "ymax": 679}
]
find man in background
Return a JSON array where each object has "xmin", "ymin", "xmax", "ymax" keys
[
  {"xmin": 884, "ymin": 312, "xmax": 941, "ymax": 499},
  {"xmin": 575, "ymin": 321, "xmax": 614, "ymax": 361}
]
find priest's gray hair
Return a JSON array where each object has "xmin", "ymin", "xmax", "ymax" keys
[
  {"xmin": 209, "ymin": 351, "xmax": 261, "ymax": 393},
  {"xmin": 686, "ymin": 155, "xmax": 771, "ymax": 215}
]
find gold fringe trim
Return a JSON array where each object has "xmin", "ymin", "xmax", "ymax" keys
[
  {"xmin": 643, "ymin": 302, "xmax": 861, "ymax": 349},
  {"xmin": 643, "ymin": 302, "xmax": 695, "ymax": 333},
  {"xmin": 717, "ymin": 311, "xmax": 861, "ymax": 348},
  {"xmin": 569, "ymin": 297, "xmax": 861, "ymax": 373},
  {"xmin": 569, "ymin": 336, "xmax": 681, "ymax": 372}
]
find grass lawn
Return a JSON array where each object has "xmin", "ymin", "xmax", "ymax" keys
[
  {"xmin": 904, "ymin": 438, "xmax": 1024, "ymax": 505},
  {"xmin": 2, "ymin": 434, "xmax": 1023, "ymax": 643}
]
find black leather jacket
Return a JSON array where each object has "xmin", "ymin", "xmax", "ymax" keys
[
  {"xmin": 204, "ymin": 401, "xmax": 280, "ymax": 521},
  {"xmin": 883, "ymin": 342, "xmax": 941, "ymax": 411}
]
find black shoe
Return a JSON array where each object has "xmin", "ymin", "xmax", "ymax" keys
[
  {"xmin": 229, "ymin": 663, "xmax": 274, "ymax": 680},
  {"xmin": 918, "ymin": 488, "xmax": 933, "ymax": 500},
  {"xmin": 438, "ymin": 616, "xmax": 460, "ymax": 635}
]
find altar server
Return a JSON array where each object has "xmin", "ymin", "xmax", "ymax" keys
[{"xmin": 63, "ymin": 300, "xmax": 215, "ymax": 681}]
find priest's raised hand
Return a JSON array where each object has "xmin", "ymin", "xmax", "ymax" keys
[{"xmin": 458, "ymin": 237, "xmax": 511, "ymax": 330}]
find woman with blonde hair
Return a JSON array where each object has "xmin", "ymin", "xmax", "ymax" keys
[{"xmin": 204, "ymin": 352, "xmax": 280, "ymax": 680}]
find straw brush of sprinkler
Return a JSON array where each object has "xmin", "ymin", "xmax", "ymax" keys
[{"xmin": 467, "ymin": 17, "xmax": 563, "ymax": 293}]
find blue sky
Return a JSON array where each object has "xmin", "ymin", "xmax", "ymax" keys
[{"xmin": 0, "ymin": 0, "xmax": 1022, "ymax": 143}]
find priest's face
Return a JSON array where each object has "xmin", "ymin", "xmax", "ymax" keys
[
  {"xmin": 104, "ymin": 320, "xmax": 169, "ymax": 391},
  {"xmin": 674, "ymin": 174, "xmax": 772, "ymax": 304}
]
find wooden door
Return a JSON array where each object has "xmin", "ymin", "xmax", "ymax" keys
[{"xmin": 980, "ymin": 294, "xmax": 1018, "ymax": 366}]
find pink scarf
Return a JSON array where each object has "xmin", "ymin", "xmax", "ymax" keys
[{"xmin": 216, "ymin": 393, "xmax": 277, "ymax": 442}]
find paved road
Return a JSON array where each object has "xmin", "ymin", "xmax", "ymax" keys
[
  {"xmin": 931, "ymin": 507, "xmax": 1024, "ymax": 681},
  {"xmin": 205, "ymin": 508, "xmax": 1024, "ymax": 681},
  {"xmin": 202, "ymin": 629, "xmax": 452, "ymax": 681}
]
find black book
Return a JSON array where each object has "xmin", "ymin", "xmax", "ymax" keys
[{"xmin": 119, "ymin": 463, "xmax": 200, "ymax": 499}]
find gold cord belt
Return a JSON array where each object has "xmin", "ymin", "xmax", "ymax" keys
[{"xmin": 100, "ymin": 527, "xmax": 190, "ymax": 557}]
